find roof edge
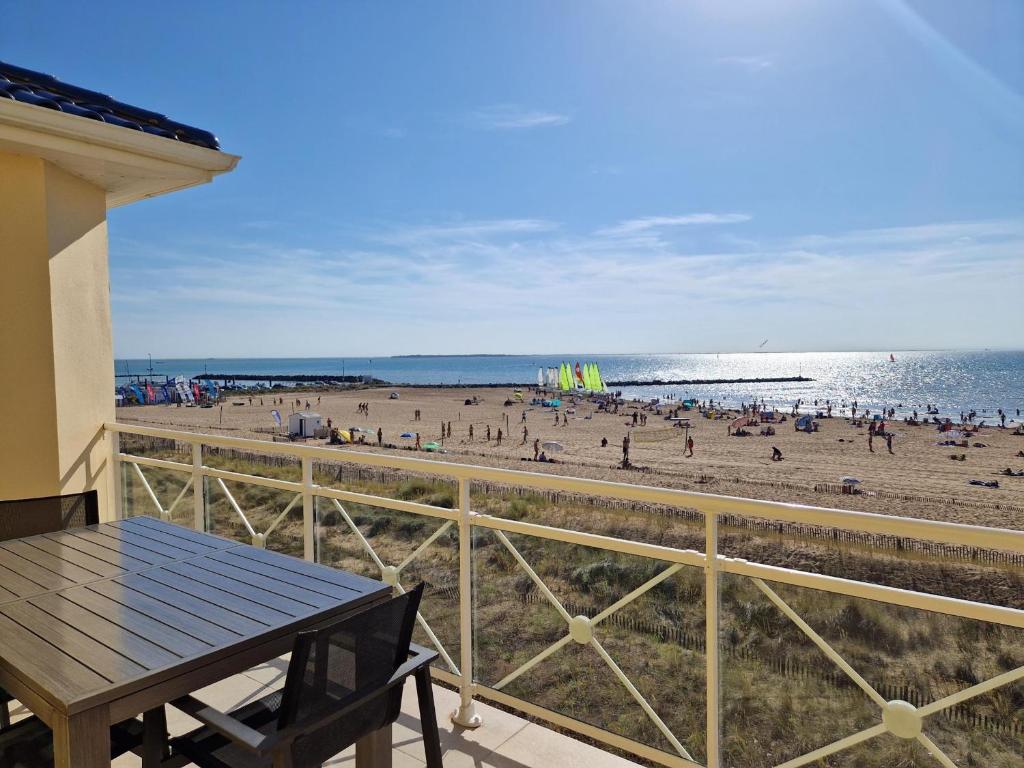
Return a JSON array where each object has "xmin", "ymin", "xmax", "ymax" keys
[{"xmin": 0, "ymin": 98, "xmax": 239, "ymax": 173}]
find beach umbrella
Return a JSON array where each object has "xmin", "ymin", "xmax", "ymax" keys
[
  {"xmin": 400, "ymin": 432, "xmax": 415, "ymax": 439},
  {"xmin": 840, "ymin": 476, "xmax": 861, "ymax": 485},
  {"xmin": 541, "ymin": 441, "xmax": 565, "ymax": 453}
]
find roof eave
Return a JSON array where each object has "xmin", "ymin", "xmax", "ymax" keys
[{"xmin": 0, "ymin": 99, "xmax": 239, "ymax": 208}]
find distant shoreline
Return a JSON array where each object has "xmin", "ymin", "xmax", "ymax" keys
[{"xmin": 196, "ymin": 374, "xmax": 815, "ymax": 387}]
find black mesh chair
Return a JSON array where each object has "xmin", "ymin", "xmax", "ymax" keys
[
  {"xmin": 0, "ymin": 491, "xmax": 100, "ymax": 728},
  {"xmin": 168, "ymin": 583, "xmax": 443, "ymax": 768}
]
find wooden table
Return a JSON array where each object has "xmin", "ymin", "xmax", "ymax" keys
[{"xmin": 0, "ymin": 516, "xmax": 390, "ymax": 767}]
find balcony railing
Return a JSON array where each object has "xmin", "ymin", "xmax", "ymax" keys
[{"xmin": 105, "ymin": 421, "xmax": 1024, "ymax": 768}]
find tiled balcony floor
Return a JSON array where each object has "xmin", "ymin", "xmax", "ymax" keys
[{"xmin": 9, "ymin": 656, "xmax": 644, "ymax": 768}]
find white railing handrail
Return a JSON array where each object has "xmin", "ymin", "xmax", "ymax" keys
[
  {"xmin": 106, "ymin": 421, "xmax": 1024, "ymax": 552},
  {"xmin": 107, "ymin": 421, "xmax": 1024, "ymax": 768}
]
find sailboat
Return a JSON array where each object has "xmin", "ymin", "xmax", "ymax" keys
[
  {"xmin": 889, "ymin": 353, "xmax": 896, "ymax": 362},
  {"xmin": 537, "ymin": 367, "xmax": 545, "ymax": 387}
]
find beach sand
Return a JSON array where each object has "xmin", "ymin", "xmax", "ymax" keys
[{"xmin": 118, "ymin": 386, "xmax": 1024, "ymax": 530}]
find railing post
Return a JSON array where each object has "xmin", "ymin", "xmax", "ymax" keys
[
  {"xmin": 192, "ymin": 442, "xmax": 204, "ymax": 532},
  {"xmin": 452, "ymin": 478, "xmax": 482, "ymax": 728},
  {"xmin": 705, "ymin": 511, "xmax": 720, "ymax": 768},
  {"xmin": 109, "ymin": 428, "xmax": 122, "ymax": 521},
  {"xmin": 302, "ymin": 456, "xmax": 315, "ymax": 561}
]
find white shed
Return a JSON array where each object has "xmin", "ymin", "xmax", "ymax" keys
[{"xmin": 288, "ymin": 411, "xmax": 322, "ymax": 438}]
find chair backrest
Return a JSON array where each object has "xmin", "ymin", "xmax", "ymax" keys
[
  {"xmin": 278, "ymin": 583, "xmax": 423, "ymax": 766},
  {"xmin": 0, "ymin": 491, "xmax": 99, "ymax": 542}
]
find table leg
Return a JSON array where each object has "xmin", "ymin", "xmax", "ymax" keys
[
  {"xmin": 355, "ymin": 724, "xmax": 393, "ymax": 768},
  {"xmin": 53, "ymin": 705, "xmax": 110, "ymax": 768}
]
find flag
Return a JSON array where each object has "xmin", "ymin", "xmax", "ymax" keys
[
  {"xmin": 145, "ymin": 383, "xmax": 155, "ymax": 403},
  {"xmin": 271, "ymin": 409, "xmax": 282, "ymax": 426}
]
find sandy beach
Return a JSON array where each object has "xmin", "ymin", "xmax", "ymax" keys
[{"xmin": 118, "ymin": 386, "xmax": 1024, "ymax": 530}]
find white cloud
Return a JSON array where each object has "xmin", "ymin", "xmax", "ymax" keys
[
  {"xmin": 469, "ymin": 104, "xmax": 571, "ymax": 130},
  {"xmin": 110, "ymin": 215, "xmax": 1024, "ymax": 357},
  {"xmin": 596, "ymin": 213, "xmax": 752, "ymax": 237},
  {"xmin": 718, "ymin": 55, "xmax": 774, "ymax": 72}
]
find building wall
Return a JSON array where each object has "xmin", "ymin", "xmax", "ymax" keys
[{"xmin": 0, "ymin": 151, "xmax": 115, "ymax": 513}]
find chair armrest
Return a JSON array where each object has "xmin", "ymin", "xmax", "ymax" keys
[
  {"xmin": 388, "ymin": 642, "xmax": 439, "ymax": 687},
  {"xmin": 169, "ymin": 694, "xmax": 270, "ymax": 754}
]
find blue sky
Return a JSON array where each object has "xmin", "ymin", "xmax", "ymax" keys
[{"xmin": 5, "ymin": 0, "xmax": 1023, "ymax": 356}]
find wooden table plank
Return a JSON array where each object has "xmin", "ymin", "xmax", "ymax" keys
[
  {"xmin": 1, "ymin": 601, "xmax": 147, "ymax": 682},
  {"xmin": 115, "ymin": 573, "xmax": 271, "ymax": 636},
  {"xmin": 0, "ymin": 546, "xmax": 77, "ymax": 592},
  {"xmin": 21, "ymin": 535, "xmax": 126, "ymax": 577},
  {"xmin": 41, "ymin": 529, "xmax": 153, "ymax": 571},
  {"xmin": 67, "ymin": 526, "xmax": 180, "ymax": 565},
  {"xmin": 189, "ymin": 555, "xmax": 345, "ymax": 608},
  {"xmin": 137, "ymin": 568, "xmax": 300, "ymax": 624},
  {"xmin": 0, "ymin": 562, "xmax": 40, "ymax": 600},
  {"xmin": 100, "ymin": 521, "xmax": 215, "ymax": 558},
  {"xmin": 121, "ymin": 516, "xmax": 235, "ymax": 550},
  {"xmin": 1, "ymin": 539, "xmax": 111, "ymax": 583},
  {"xmin": 61, "ymin": 586, "xmax": 214, "ymax": 658},
  {"xmin": 29, "ymin": 592, "xmax": 181, "ymax": 670},
  {"xmin": 86, "ymin": 580, "xmax": 243, "ymax": 647},
  {"xmin": 224, "ymin": 545, "xmax": 384, "ymax": 592},
  {"xmin": 0, "ymin": 612, "xmax": 109, "ymax": 705},
  {"xmin": 161, "ymin": 560, "xmax": 321, "ymax": 615}
]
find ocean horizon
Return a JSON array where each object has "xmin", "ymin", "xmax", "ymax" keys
[{"xmin": 116, "ymin": 350, "xmax": 1023, "ymax": 421}]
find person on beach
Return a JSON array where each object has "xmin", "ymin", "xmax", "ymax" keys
[
  {"xmin": 622, "ymin": 434, "xmax": 630, "ymax": 465},
  {"xmin": 868, "ymin": 431, "xmax": 874, "ymax": 452},
  {"xmin": 886, "ymin": 433, "xmax": 894, "ymax": 454},
  {"xmin": 447, "ymin": 421, "xmax": 452, "ymax": 438},
  {"xmin": 377, "ymin": 427, "xmax": 383, "ymax": 446},
  {"xmin": 496, "ymin": 428, "xmax": 503, "ymax": 446},
  {"xmin": 521, "ymin": 410, "xmax": 527, "ymax": 423},
  {"xmin": 533, "ymin": 438, "xmax": 540, "ymax": 460},
  {"xmin": 686, "ymin": 436, "xmax": 694, "ymax": 457},
  {"xmin": 771, "ymin": 446, "xmax": 783, "ymax": 461},
  {"xmin": 415, "ymin": 433, "xmax": 421, "ymax": 450},
  {"xmin": 486, "ymin": 425, "xmax": 491, "ymax": 441},
  {"xmin": 469, "ymin": 424, "xmax": 474, "ymax": 440},
  {"xmin": 562, "ymin": 412, "xmax": 568, "ymax": 426},
  {"xmin": 522, "ymin": 425, "xmax": 529, "ymax": 444}
]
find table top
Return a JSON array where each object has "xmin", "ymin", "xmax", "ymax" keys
[{"xmin": 0, "ymin": 516, "xmax": 388, "ymax": 717}]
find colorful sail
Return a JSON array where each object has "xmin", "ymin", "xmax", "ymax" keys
[
  {"xmin": 537, "ymin": 367, "xmax": 545, "ymax": 387},
  {"xmin": 574, "ymin": 362, "xmax": 584, "ymax": 387},
  {"xmin": 560, "ymin": 363, "xmax": 571, "ymax": 391},
  {"xmin": 595, "ymin": 364, "xmax": 606, "ymax": 392},
  {"xmin": 583, "ymin": 363, "xmax": 594, "ymax": 391}
]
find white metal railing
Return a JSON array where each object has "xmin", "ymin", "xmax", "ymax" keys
[{"xmin": 106, "ymin": 422, "xmax": 1024, "ymax": 768}]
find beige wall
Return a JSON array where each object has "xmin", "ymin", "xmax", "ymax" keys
[{"xmin": 0, "ymin": 151, "xmax": 115, "ymax": 514}]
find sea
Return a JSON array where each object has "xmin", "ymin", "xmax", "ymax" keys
[{"xmin": 116, "ymin": 351, "xmax": 1024, "ymax": 423}]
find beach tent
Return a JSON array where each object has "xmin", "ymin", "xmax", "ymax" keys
[
  {"xmin": 422, "ymin": 441, "xmax": 442, "ymax": 452},
  {"xmin": 795, "ymin": 415, "xmax": 814, "ymax": 433},
  {"xmin": 731, "ymin": 416, "xmax": 750, "ymax": 430},
  {"xmin": 541, "ymin": 441, "xmax": 565, "ymax": 453}
]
